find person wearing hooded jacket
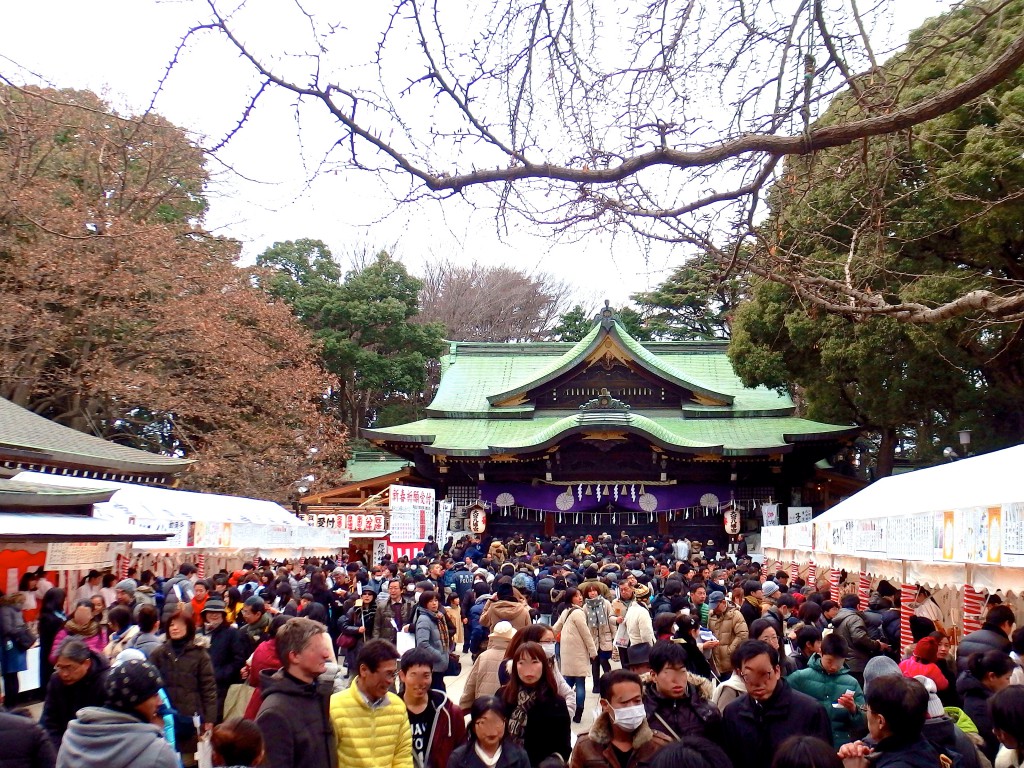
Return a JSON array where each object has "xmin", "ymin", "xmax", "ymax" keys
[
  {"xmin": 256, "ymin": 618, "xmax": 337, "ymax": 768},
  {"xmin": 786, "ymin": 634, "xmax": 866, "ymax": 748},
  {"xmin": 481, "ymin": 581, "xmax": 532, "ymax": 631},
  {"xmin": 56, "ymin": 658, "xmax": 178, "ymax": 768},
  {"xmin": 461, "ymin": 621, "xmax": 517, "ymax": 709},
  {"xmin": 399, "ymin": 648, "xmax": 466, "ymax": 768},
  {"xmin": 570, "ymin": 669, "xmax": 671, "ymax": 768}
]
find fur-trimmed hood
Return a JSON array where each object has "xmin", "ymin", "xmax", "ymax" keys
[
  {"xmin": 587, "ymin": 710, "xmax": 660, "ymax": 749},
  {"xmin": 0, "ymin": 592, "xmax": 25, "ymax": 608},
  {"xmin": 639, "ymin": 670, "xmax": 716, "ymax": 701}
]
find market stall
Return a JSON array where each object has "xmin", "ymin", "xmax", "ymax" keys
[
  {"xmin": 14, "ymin": 471, "xmax": 348, "ymax": 572},
  {"xmin": 762, "ymin": 444, "xmax": 1024, "ymax": 641}
]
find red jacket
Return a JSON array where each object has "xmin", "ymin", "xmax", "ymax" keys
[
  {"xmin": 243, "ymin": 638, "xmax": 283, "ymax": 719},
  {"xmin": 899, "ymin": 657, "xmax": 949, "ymax": 690},
  {"xmin": 417, "ymin": 690, "xmax": 467, "ymax": 768}
]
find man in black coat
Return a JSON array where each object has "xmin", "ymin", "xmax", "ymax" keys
[
  {"xmin": 957, "ymin": 604, "xmax": 1013, "ymax": 674},
  {"xmin": 39, "ymin": 639, "xmax": 109, "ymax": 748},
  {"xmin": 256, "ymin": 618, "xmax": 337, "ymax": 768},
  {"xmin": 0, "ymin": 707, "xmax": 57, "ymax": 768},
  {"xmin": 723, "ymin": 640, "xmax": 833, "ymax": 768}
]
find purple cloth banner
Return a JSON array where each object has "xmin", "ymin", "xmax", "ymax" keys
[{"xmin": 479, "ymin": 482, "xmax": 732, "ymax": 512}]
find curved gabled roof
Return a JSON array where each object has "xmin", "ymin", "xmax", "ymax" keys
[
  {"xmin": 485, "ymin": 318, "xmax": 733, "ymax": 407},
  {"xmin": 364, "ymin": 415, "xmax": 859, "ymax": 458}
]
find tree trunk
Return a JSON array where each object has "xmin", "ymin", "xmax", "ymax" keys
[{"xmin": 875, "ymin": 427, "xmax": 897, "ymax": 478}]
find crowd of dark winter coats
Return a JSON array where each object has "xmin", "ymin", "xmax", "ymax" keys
[{"xmin": 4, "ymin": 530, "xmax": 1024, "ymax": 768}]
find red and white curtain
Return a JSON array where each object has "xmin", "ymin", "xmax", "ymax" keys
[
  {"xmin": 829, "ymin": 568, "xmax": 841, "ymax": 602},
  {"xmin": 963, "ymin": 585, "xmax": 985, "ymax": 635},
  {"xmin": 387, "ymin": 539, "xmax": 427, "ymax": 561},
  {"xmin": 900, "ymin": 583, "xmax": 918, "ymax": 649},
  {"xmin": 858, "ymin": 573, "xmax": 872, "ymax": 610}
]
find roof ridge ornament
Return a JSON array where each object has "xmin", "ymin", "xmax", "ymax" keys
[
  {"xmin": 579, "ymin": 387, "xmax": 630, "ymax": 412},
  {"xmin": 593, "ymin": 299, "xmax": 618, "ymax": 331}
]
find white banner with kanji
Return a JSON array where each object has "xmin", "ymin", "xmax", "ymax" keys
[{"xmin": 389, "ymin": 485, "xmax": 436, "ymax": 542}]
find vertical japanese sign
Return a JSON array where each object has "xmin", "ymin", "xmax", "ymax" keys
[{"xmin": 388, "ymin": 485, "xmax": 436, "ymax": 542}]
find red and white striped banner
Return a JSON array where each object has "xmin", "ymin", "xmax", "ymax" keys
[
  {"xmin": 761, "ymin": 561, "xmax": 768, "ymax": 580},
  {"xmin": 900, "ymin": 583, "xmax": 918, "ymax": 648},
  {"xmin": 807, "ymin": 563, "xmax": 817, "ymax": 588},
  {"xmin": 790, "ymin": 562, "xmax": 799, "ymax": 580},
  {"xmin": 117, "ymin": 554, "xmax": 130, "ymax": 580},
  {"xmin": 388, "ymin": 540, "xmax": 426, "ymax": 561},
  {"xmin": 858, "ymin": 573, "xmax": 872, "ymax": 610},
  {"xmin": 963, "ymin": 586, "xmax": 985, "ymax": 635},
  {"xmin": 196, "ymin": 554, "xmax": 206, "ymax": 579},
  {"xmin": 829, "ymin": 569, "xmax": 841, "ymax": 602}
]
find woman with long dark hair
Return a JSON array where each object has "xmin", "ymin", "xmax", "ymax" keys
[
  {"xmin": 38, "ymin": 587, "xmax": 67, "ymax": 687},
  {"xmin": 446, "ymin": 695, "xmax": 531, "ymax": 768},
  {"xmin": 496, "ymin": 642, "xmax": 571, "ymax": 767}
]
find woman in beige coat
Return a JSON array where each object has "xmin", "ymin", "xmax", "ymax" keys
[
  {"xmin": 581, "ymin": 582, "xmax": 615, "ymax": 692},
  {"xmin": 552, "ymin": 588, "xmax": 597, "ymax": 723}
]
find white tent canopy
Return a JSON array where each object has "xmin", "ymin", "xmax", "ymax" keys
[
  {"xmin": 762, "ymin": 443, "xmax": 1024, "ymax": 591},
  {"xmin": 12, "ymin": 471, "xmax": 346, "ymax": 554},
  {"xmin": 15, "ymin": 471, "xmax": 300, "ymax": 525},
  {"xmin": 815, "ymin": 444, "xmax": 1024, "ymax": 523}
]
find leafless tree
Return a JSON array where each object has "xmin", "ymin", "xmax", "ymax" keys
[
  {"xmin": 173, "ymin": 0, "xmax": 1024, "ymax": 322},
  {"xmin": 417, "ymin": 261, "xmax": 571, "ymax": 342}
]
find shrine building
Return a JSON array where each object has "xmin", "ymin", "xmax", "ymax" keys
[{"xmin": 361, "ymin": 305, "xmax": 861, "ymax": 545}]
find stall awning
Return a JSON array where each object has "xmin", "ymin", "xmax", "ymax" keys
[
  {"xmin": 814, "ymin": 444, "xmax": 1024, "ymax": 523},
  {"xmin": 14, "ymin": 471, "xmax": 302, "ymax": 526},
  {"xmin": 0, "ymin": 513, "xmax": 171, "ymax": 542}
]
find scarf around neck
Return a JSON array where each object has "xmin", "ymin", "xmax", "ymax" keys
[
  {"xmin": 64, "ymin": 617, "xmax": 100, "ymax": 638},
  {"xmin": 506, "ymin": 687, "xmax": 538, "ymax": 744},
  {"xmin": 585, "ymin": 598, "xmax": 609, "ymax": 630}
]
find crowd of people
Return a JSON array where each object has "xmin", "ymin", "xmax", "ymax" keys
[{"xmin": 2, "ymin": 530, "xmax": 1024, "ymax": 768}]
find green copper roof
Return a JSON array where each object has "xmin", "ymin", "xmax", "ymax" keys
[
  {"xmin": 364, "ymin": 415, "xmax": 858, "ymax": 457},
  {"xmin": 485, "ymin": 320, "xmax": 733, "ymax": 406},
  {"xmin": 0, "ymin": 397, "xmax": 192, "ymax": 475},
  {"xmin": 343, "ymin": 453, "xmax": 410, "ymax": 483},
  {"xmin": 366, "ymin": 317, "xmax": 857, "ymax": 457},
  {"xmin": 428, "ymin": 341, "xmax": 788, "ymax": 417}
]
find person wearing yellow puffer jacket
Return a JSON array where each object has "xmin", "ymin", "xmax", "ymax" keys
[{"xmin": 330, "ymin": 638, "xmax": 413, "ymax": 768}]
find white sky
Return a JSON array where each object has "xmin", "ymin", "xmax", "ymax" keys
[{"xmin": 1, "ymin": 0, "xmax": 955, "ymax": 308}]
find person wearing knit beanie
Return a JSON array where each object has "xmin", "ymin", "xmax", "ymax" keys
[
  {"xmin": 56, "ymin": 658, "xmax": 179, "ymax": 768},
  {"xmin": 115, "ymin": 578, "xmax": 138, "ymax": 607}
]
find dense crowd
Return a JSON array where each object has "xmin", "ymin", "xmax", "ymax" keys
[{"xmin": 3, "ymin": 530, "xmax": 1024, "ymax": 768}]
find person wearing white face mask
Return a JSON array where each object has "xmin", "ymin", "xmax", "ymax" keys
[
  {"xmin": 569, "ymin": 669, "xmax": 670, "ymax": 768},
  {"xmin": 552, "ymin": 588, "xmax": 598, "ymax": 724}
]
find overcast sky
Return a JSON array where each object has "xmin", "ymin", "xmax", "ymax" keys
[{"xmin": 2, "ymin": 0, "xmax": 955, "ymax": 309}]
